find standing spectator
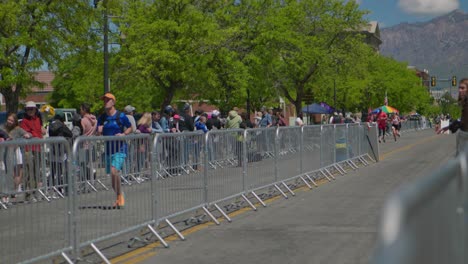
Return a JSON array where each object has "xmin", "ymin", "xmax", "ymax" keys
[
  {"xmin": 167, "ymin": 114, "xmax": 182, "ymax": 175},
  {"xmin": 136, "ymin": 112, "xmax": 152, "ymax": 174},
  {"xmin": 20, "ymin": 101, "xmax": 46, "ymax": 201},
  {"xmin": 329, "ymin": 112, "xmax": 337, "ymax": 124},
  {"xmin": 160, "ymin": 105, "xmax": 174, "ymax": 133},
  {"xmin": 195, "ymin": 115, "xmax": 208, "ymax": 133},
  {"xmin": 193, "ymin": 115, "xmax": 208, "ymax": 170},
  {"xmin": 226, "ymin": 108, "xmax": 242, "ymax": 129},
  {"xmin": 258, "ymin": 107, "xmax": 272, "ymax": 157},
  {"xmin": 254, "ymin": 111, "xmax": 262, "ymax": 127},
  {"xmin": 344, "ymin": 113, "xmax": 354, "ymax": 123},
  {"xmin": 48, "ymin": 113, "xmax": 73, "ymax": 195},
  {"xmin": 79, "ymin": 103, "xmax": 98, "ymax": 183},
  {"xmin": 0, "ymin": 128, "xmax": 10, "ymax": 204},
  {"xmin": 437, "ymin": 78, "xmax": 468, "ymax": 155},
  {"xmin": 71, "ymin": 112, "xmax": 83, "ymax": 141},
  {"xmin": 206, "ymin": 110, "xmax": 222, "ymax": 130},
  {"xmin": 80, "ymin": 103, "xmax": 97, "ymax": 136},
  {"xmin": 124, "ymin": 105, "xmax": 137, "ymax": 133},
  {"xmin": 269, "ymin": 108, "xmax": 278, "ymax": 126},
  {"xmin": 193, "ymin": 109, "xmax": 202, "ymax": 125},
  {"xmin": 295, "ymin": 113, "xmax": 304, "ymax": 127},
  {"xmin": 333, "ymin": 113, "xmax": 344, "ymax": 124},
  {"xmin": 137, "ymin": 112, "xmax": 152, "ymax": 134},
  {"xmin": 277, "ymin": 112, "xmax": 287, "ymax": 126},
  {"xmin": 259, "ymin": 107, "xmax": 272, "ymax": 128},
  {"xmin": 151, "ymin": 111, "xmax": 164, "ymax": 134},
  {"xmin": 206, "ymin": 110, "xmax": 222, "ymax": 164},
  {"xmin": 4, "ymin": 113, "xmax": 31, "ymax": 197},
  {"xmin": 97, "ymin": 93, "xmax": 132, "ymax": 208},
  {"xmin": 179, "ymin": 103, "xmax": 194, "ymax": 132},
  {"xmin": 240, "ymin": 112, "xmax": 254, "ymax": 129},
  {"xmin": 170, "ymin": 114, "xmax": 181, "ymax": 133}
]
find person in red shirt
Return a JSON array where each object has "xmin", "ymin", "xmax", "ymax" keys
[
  {"xmin": 20, "ymin": 101, "xmax": 46, "ymax": 201},
  {"xmin": 377, "ymin": 110, "xmax": 388, "ymax": 143}
]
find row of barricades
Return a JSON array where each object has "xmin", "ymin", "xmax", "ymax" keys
[
  {"xmin": 372, "ymin": 143, "xmax": 467, "ymax": 264},
  {"xmin": 0, "ymin": 123, "xmax": 379, "ymax": 263}
]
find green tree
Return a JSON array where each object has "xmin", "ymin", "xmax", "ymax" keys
[
  {"xmin": 0, "ymin": 0, "xmax": 96, "ymax": 114},
  {"xmin": 252, "ymin": 0, "xmax": 368, "ymax": 116},
  {"xmin": 116, "ymin": 0, "xmax": 223, "ymax": 113}
]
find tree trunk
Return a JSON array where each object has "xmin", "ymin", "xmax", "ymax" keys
[
  {"xmin": 1, "ymin": 85, "xmax": 20, "ymax": 114},
  {"xmin": 159, "ymin": 82, "xmax": 179, "ymax": 113},
  {"xmin": 294, "ymin": 99, "xmax": 302, "ymax": 117}
]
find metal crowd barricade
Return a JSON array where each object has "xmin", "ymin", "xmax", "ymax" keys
[
  {"xmin": 276, "ymin": 127, "xmax": 302, "ymax": 181},
  {"xmin": 372, "ymin": 150, "xmax": 467, "ymax": 264},
  {"xmin": 205, "ymin": 129, "xmax": 245, "ymax": 204},
  {"xmin": 301, "ymin": 125, "xmax": 330, "ymax": 183},
  {"xmin": 152, "ymin": 132, "xmax": 215, "ymax": 233},
  {"xmin": 0, "ymin": 137, "xmax": 73, "ymax": 264},
  {"xmin": 302, "ymin": 125, "xmax": 322, "ymax": 174},
  {"xmin": 72, "ymin": 134, "xmax": 153, "ymax": 262},
  {"xmin": 244, "ymin": 128, "xmax": 278, "ymax": 193},
  {"xmin": 2, "ymin": 123, "xmax": 380, "ymax": 263},
  {"xmin": 320, "ymin": 125, "xmax": 335, "ymax": 169}
]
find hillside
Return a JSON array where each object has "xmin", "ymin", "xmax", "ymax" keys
[{"xmin": 380, "ymin": 9, "xmax": 468, "ymax": 85}]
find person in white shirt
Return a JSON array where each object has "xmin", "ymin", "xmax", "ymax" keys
[
  {"xmin": 295, "ymin": 113, "xmax": 304, "ymax": 126},
  {"xmin": 124, "ymin": 105, "xmax": 137, "ymax": 133}
]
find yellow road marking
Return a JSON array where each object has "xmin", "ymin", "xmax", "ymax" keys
[
  {"xmin": 380, "ymin": 134, "xmax": 439, "ymax": 161},
  {"xmin": 112, "ymin": 178, "xmax": 330, "ymax": 263}
]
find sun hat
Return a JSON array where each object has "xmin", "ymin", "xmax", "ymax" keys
[{"xmin": 25, "ymin": 101, "xmax": 36, "ymax": 108}]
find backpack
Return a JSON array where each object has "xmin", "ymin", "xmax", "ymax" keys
[
  {"xmin": 98, "ymin": 110, "xmax": 124, "ymax": 133},
  {"xmin": 49, "ymin": 120, "xmax": 71, "ymax": 138}
]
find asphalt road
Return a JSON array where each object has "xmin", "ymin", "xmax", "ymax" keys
[{"xmin": 121, "ymin": 128, "xmax": 456, "ymax": 264}]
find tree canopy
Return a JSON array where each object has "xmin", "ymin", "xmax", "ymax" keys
[{"xmin": 0, "ymin": 0, "xmax": 442, "ymax": 117}]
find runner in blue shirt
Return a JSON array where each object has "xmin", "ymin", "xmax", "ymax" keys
[{"xmin": 97, "ymin": 93, "xmax": 132, "ymax": 208}]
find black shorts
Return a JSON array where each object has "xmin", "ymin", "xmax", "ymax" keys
[{"xmin": 392, "ymin": 124, "xmax": 399, "ymax": 130}]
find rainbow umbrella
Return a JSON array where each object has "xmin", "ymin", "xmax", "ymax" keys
[{"xmin": 371, "ymin": 105, "xmax": 399, "ymax": 114}]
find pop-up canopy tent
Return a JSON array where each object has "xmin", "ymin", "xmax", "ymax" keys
[
  {"xmin": 301, "ymin": 103, "xmax": 330, "ymax": 114},
  {"xmin": 319, "ymin": 102, "xmax": 335, "ymax": 114}
]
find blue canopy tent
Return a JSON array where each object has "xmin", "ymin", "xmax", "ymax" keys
[
  {"xmin": 319, "ymin": 102, "xmax": 335, "ymax": 114},
  {"xmin": 301, "ymin": 103, "xmax": 331, "ymax": 114}
]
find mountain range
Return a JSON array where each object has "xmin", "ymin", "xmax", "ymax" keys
[{"xmin": 380, "ymin": 9, "xmax": 468, "ymax": 86}]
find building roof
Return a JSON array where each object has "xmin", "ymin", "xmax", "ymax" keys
[{"xmin": 32, "ymin": 71, "xmax": 55, "ymax": 92}]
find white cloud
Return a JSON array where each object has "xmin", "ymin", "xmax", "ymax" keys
[{"xmin": 398, "ymin": 0, "xmax": 459, "ymax": 15}]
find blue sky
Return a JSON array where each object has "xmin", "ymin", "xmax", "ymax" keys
[{"xmin": 357, "ymin": 0, "xmax": 468, "ymax": 28}]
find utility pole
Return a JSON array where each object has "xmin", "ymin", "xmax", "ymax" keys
[
  {"xmin": 333, "ymin": 78, "xmax": 336, "ymax": 109},
  {"xmin": 103, "ymin": 0, "xmax": 109, "ymax": 93},
  {"xmin": 95, "ymin": 0, "xmax": 110, "ymax": 94}
]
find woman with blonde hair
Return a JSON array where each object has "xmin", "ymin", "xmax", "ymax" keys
[
  {"xmin": 136, "ymin": 112, "xmax": 152, "ymax": 177},
  {"xmin": 137, "ymin": 112, "xmax": 152, "ymax": 134}
]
